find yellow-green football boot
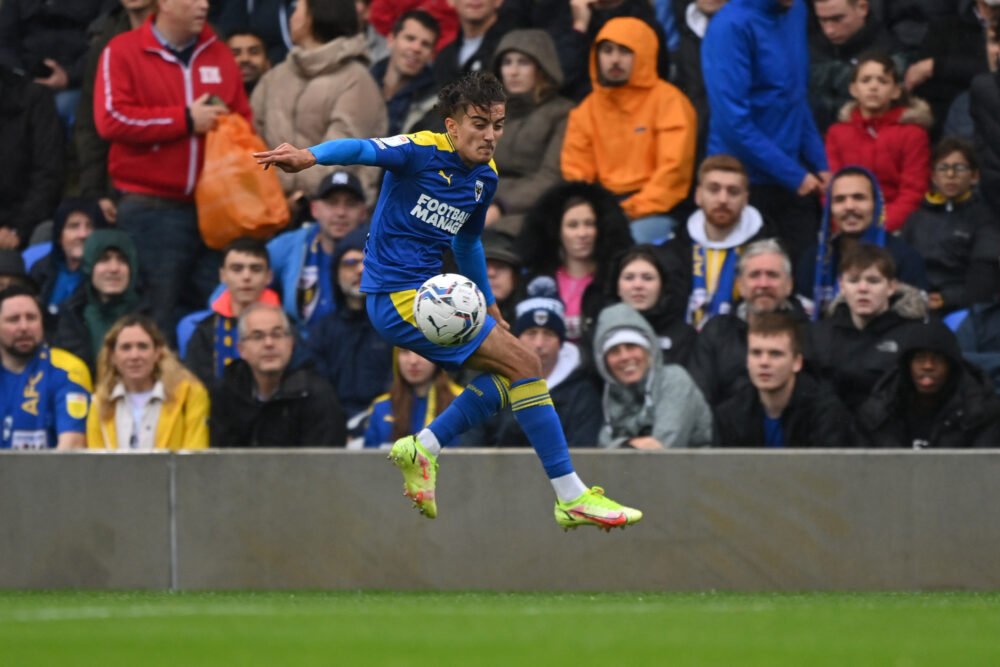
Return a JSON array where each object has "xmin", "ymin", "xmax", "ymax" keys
[
  {"xmin": 388, "ymin": 435, "xmax": 439, "ymax": 518},
  {"xmin": 554, "ymin": 486, "xmax": 642, "ymax": 531}
]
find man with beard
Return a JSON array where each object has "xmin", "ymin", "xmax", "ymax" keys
[
  {"xmin": 227, "ymin": 30, "xmax": 272, "ymax": 96},
  {"xmin": 857, "ymin": 319, "xmax": 1000, "ymax": 448},
  {"xmin": 795, "ymin": 166, "xmax": 927, "ymax": 315},
  {"xmin": 657, "ymin": 154, "xmax": 774, "ymax": 330},
  {"xmin": 687, "ymin": 238, "xmax": 810, "ymax": 406},
  {"xmin": 0, "ymin": 286, "xmax": 90, "ymax": 449},
  {"xmin": 561, "ymin": 17, "xmax": 697, "ymax": 243}
]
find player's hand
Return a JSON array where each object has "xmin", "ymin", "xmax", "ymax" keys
[
  {"xmin": 797, "ymin": 172, "xmax": 823, "ymax": 197},
  {"xmin": 189, "ymin": 93, "xmax": 226, "ymax": 134},
  {"xmin": 35, "ymin": 58, "xmax": 68, "ymax": 90},
  {"xmin": 253, "ymin": 143, "xmax": 318, "ymax": 173},
  {"xmin": 487, "ymin": 302, "xmax": 509, "ymax": 330},
  {"xmin": 927, "ymin": 292, "xmax": 945, "ymax": 311}
]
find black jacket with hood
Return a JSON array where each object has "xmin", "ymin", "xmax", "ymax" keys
[
  {"xmin": 305, "ymin": 226, "xmax": 393, "ymax": 420},
  {"xmin": 856, "ymin": 319, "xmax": 1000, "ymax": 448},
  {"xmin": 30, "ymin": 198, "xmax": 107, "ymax": 314},
  {"xmin": 51, "ymin": 228, "xmax": 146, "ymax": 373}
]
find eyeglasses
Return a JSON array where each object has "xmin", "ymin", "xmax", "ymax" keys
[
  {"xmin": 242, "ymin": 329, "xmax": 291, "ymax": 343},
  {"xmin": 933, "ymin": 163, "xmax": 972, "ymax": 174},
  {"xmin": 340, "ymin": 257, "xmax": 363, "ymax": 267}
]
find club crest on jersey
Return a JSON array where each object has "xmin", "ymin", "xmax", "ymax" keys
[{"xmin": 475, "ymin": 180, "xmax": 484, "ymax": 202}]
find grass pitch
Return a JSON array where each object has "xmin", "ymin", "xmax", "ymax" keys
[{"xmin": 1, "ymin": 591, "xmax": 998, "ymax": 666}]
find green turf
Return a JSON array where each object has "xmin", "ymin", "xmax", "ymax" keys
[{"xmin": 1, "ymin": 591, "xmax": 998, "ymax": 666}]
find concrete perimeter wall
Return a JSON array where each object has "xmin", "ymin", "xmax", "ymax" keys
[{"xmin": 2, "ymin": 450, "xmax": 999, "ymax": 591}]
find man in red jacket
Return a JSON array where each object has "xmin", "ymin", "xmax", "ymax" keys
[{"xmin": 94, "ymin": 0, "xmax": 252, "ymax": 342}]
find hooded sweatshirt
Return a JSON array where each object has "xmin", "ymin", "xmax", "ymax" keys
[
  {"xmin": 30, "ymin": 198, "xmax": 107, "ymax": 312},
  {"xmin": 561, "ymin": 17, "xmax": 697, "ymax": 220},
  {"xmin": 490, "ymin": 29, "xmax": 575, "ymax": 218},
  {"xmin": 51, "ymin": 229, "xmax": 142, "ymax": 372},
  {"xmin": 825, "ymin": 98, "xmax": 932, "ymax": 232},
  {"xmin": 250, "ymin": 33, "xmax": 387, "ymax": 203},
  {"xmin": 307, "ymin": 226, "xmax": 394, "ymax": 419},
  {"xmin": 795, "ymin": 166, "xmax": 928, "ymax": 317},
  {"xmin": 857, "ymin": 319, "xmax": 1000, "ymax": 448},
  {"xmin": 592, "ymin": 303, "xmax": 712, "ymax": 448}
]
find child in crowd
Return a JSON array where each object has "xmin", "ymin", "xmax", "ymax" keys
[
  {"xmin": 363, "ymin": 348, "xmax": 463, "ymax": 449},
  {"xmin": 902, "ymin": 137, "xmax": 994, "ymax": 314},
  {"xmin": 825, "ymin": 51, "xmax": 931, "ymax": 233}
]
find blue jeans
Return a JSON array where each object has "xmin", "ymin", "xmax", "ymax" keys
[
  {"xmin": 117, "ymin": 194, "xmax": 220, "ymax": 343},
  {"xmin": 629, "ymin": 214, "xmax": 678, "ymax": 245},
  {"xmin": 55, "ymin": 89, "xmax": 81, "ymax": 136}
]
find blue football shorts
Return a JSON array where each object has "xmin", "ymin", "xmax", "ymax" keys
[{"xmin": 366, "ymin": 290, "xmax": 496, "ymax": 371}]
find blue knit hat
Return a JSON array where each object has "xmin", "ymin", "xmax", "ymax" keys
[{"xmin": 513, "ymin": 276, "xmax": 566, "ymax": 340}]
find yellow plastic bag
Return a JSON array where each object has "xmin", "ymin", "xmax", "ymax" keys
[{"xmin": 195, "ymin": 113, "xmax": 289, "ymax": 249}]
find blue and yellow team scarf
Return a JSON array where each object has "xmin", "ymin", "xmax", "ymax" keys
[
  {"xmin": 296, "ymin": 226, "xmax": 324, "ymax": 324},
  {"xmin": 687, "ymin": 244, "xmax": 741, "ymax": 329},
  {"xmin": 213, "ymin": 316, "xmax": 239, "ymax": 379},
  {"xmin": 812, "ymin": 166, "xmax": 887, "ymax": 321}
]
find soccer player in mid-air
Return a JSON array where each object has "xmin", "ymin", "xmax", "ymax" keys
[{"xmin": 254, "ymin": 72, "xmax": 642, "ymax": 531}]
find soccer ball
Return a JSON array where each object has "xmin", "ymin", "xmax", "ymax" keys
[{"xmin": 413, "ymin": 273, "xmax": 487, "ymax": 346}]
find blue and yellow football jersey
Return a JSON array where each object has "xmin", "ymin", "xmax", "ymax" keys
[
  {"xmin": 0, "ymin": 345, "xmax": 92, "ymax": 449},
  {"xmin": 359, "ymin": 132, "xmax": 498, "ymax": 294}
]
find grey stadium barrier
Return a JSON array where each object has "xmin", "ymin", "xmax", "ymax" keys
[{"xmin": 1, "ymin": 449, "xmax": 998, "ymax": 591}]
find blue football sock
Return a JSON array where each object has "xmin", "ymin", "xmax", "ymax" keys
[
  {"xmin": 426, "ymin": 373, "xmax": 509, "ymax": 445},
  {"xmin": 509, "ymin": 378, "xmax": 574, "ymax": 479}
]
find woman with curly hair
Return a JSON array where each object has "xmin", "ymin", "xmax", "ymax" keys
[
  {"xmin": 519, "ymin": 181, "xmax": 634, "ymax": 343},
  {"xmin": 86, "ymin": 314, "xmax": 209, "ymax": 450}
]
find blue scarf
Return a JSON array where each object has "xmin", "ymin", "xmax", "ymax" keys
[
  {"xmin": 687, "ymin": 244, "xmax": 740, "ymax": 328},
  {"xmin": 296, "ymin": 226, "xmax": 335, "ymax": 325},
  {"xmin": 812, "ymin": 166, "xmax": 887, "ymax": 321}
]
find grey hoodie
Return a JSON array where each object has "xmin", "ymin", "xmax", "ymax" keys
[{"xmin": 593, "ymin": 303, "xmax": 713, "ymax": 448}]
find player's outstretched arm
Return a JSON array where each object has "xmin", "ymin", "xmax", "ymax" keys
[
  {"xmin": 253, "ymin": 143, "xmax": 317, "ymax": 173},
  {"xmin": 255, "ymin": 138, "xmax": 379, "ymax": 171}
]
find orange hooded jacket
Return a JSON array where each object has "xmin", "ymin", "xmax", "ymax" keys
[{"xmin": 561, "ymin": 17, "xmax": 697, "ymax": 220}]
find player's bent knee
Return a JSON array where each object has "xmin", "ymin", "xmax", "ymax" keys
[{"xmin": 507, "ymin": 338, "xmax": 543, "ymax": 380}]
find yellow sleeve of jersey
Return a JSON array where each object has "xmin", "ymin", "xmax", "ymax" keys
[{"xmin": 50, "ymin": 348, "xmax": 94, "ymax": 392}]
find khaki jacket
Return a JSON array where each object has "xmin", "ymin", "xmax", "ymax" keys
[{"xmin": 251, "ymin": 35, "xmax": 388, "ymax": 203}]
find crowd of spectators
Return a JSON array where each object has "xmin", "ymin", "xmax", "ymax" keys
[{"xmin": 2, "ymin": 0, "xmax": 1000, "ymax": 452}]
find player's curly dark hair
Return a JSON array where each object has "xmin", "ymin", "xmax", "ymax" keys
[{"xmin": 436, "ymin": 71, "xmax": 507, "ymax": 120}]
